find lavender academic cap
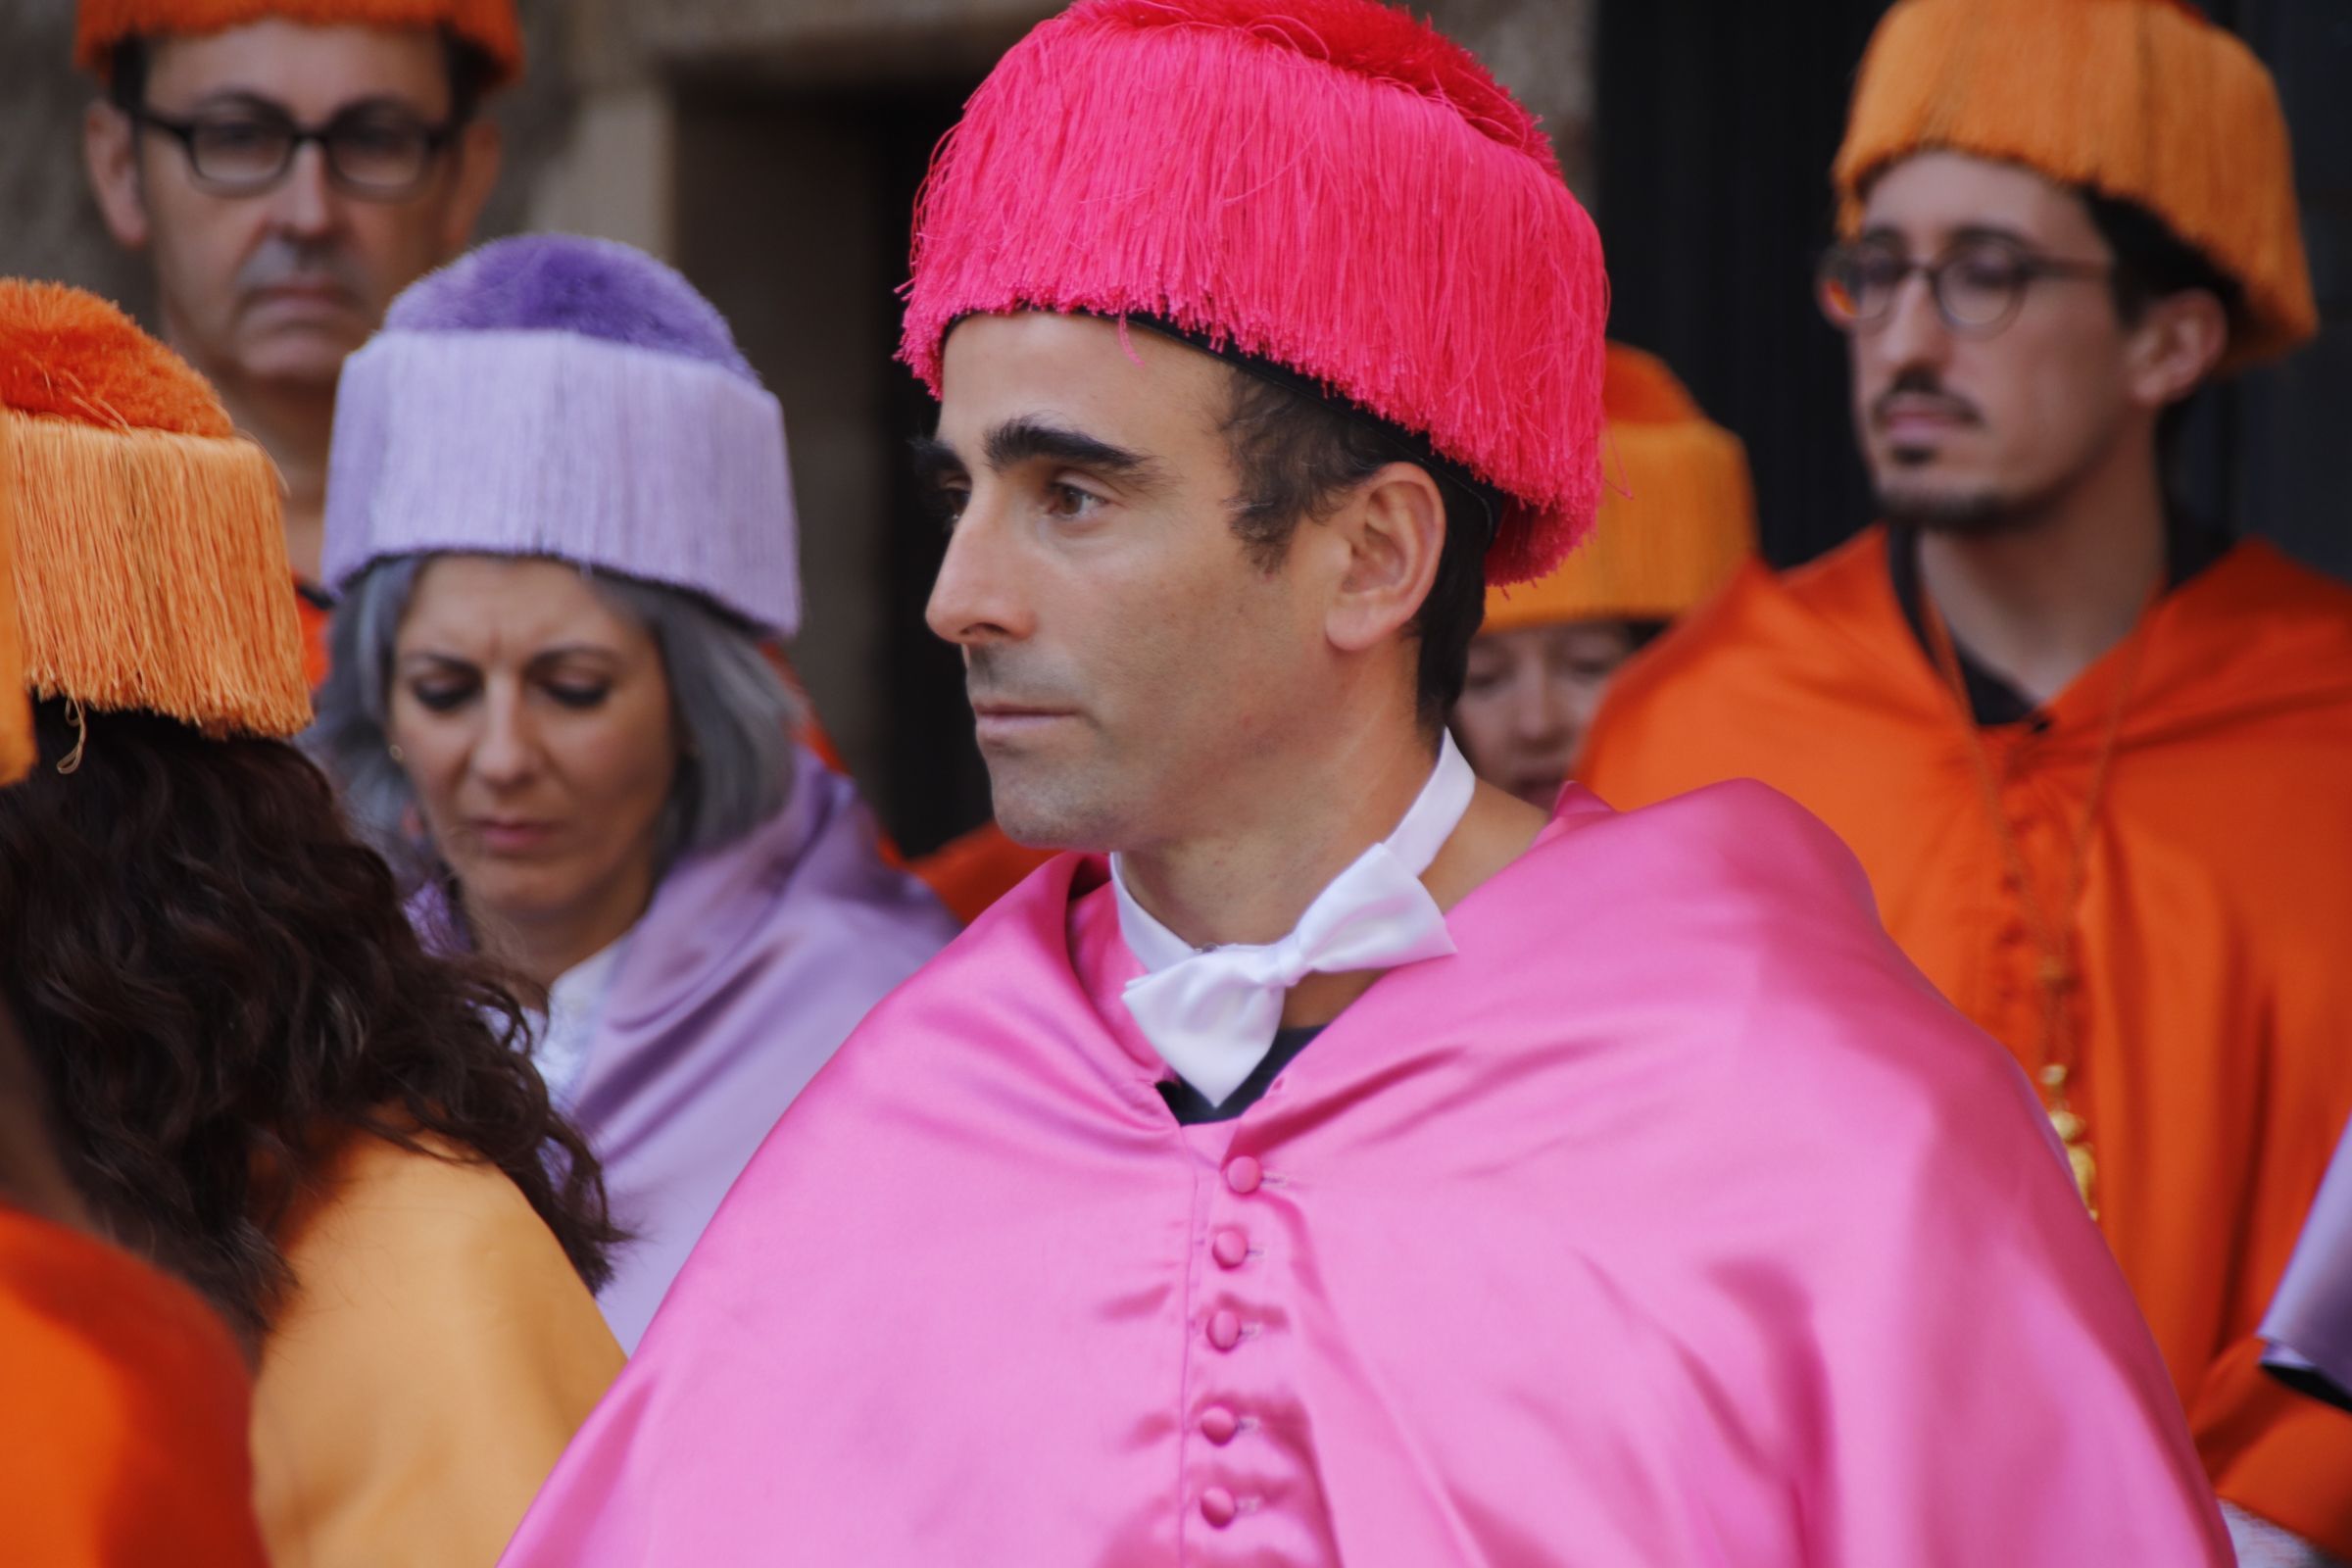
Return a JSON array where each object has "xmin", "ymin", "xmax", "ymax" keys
[{"xmin": 323, "ymin": 234, "xmax": 801, "ymax": 635}]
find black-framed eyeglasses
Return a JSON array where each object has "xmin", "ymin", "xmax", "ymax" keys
[
  {"xmin": 133, "ymin": 102, "xmax": 457, "ymax": 199},
  {"xmin": 1817, "ymin": 236, "xmax": 2113, "ymax": 337}
]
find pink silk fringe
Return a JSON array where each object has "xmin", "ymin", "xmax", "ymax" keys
[{"xmin": 899, "ymin": 0, "xmax": 1610, "ymax": 585}]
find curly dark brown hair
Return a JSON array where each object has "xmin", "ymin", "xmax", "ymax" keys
[{"xmin": 0, "ymin": 699, "xmax": 621, "ymax": 1346}]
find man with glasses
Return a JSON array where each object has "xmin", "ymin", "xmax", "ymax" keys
[
  {"xmin": 77, "ymin": 1, "xmax": 516, "ymax": 679},
  {"xmin": 1584, "ymin": 0, "xmax": 2352, "ymax": 1559}
]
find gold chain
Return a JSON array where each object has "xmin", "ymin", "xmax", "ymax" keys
[{"xmin": 1919, "ymin": 590, "xmax": 2153, "ymax": 1218}]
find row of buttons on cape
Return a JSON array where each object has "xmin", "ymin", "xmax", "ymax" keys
[{"xmin": 1199, "ymin": 1155, "xmax": 1267, "ymax": 1530}]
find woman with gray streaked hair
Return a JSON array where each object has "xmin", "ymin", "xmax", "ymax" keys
[{"xmin": 309, "ymin": 234, "xmax": 956, "ymax": 1349}]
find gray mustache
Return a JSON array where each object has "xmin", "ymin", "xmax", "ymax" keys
[{"xmin": 237, "ymin": 238, "xmax": 367, "ymax": 302}]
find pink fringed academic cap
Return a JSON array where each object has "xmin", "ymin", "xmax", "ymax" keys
[
  {"xmin": 898, "ymin": 0, "xmax": 1610, "ymax": 585},
  {"xmin": 324, "ymin": 234, "xmax": 801, "ymax": 635}
]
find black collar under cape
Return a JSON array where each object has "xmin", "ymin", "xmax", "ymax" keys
[{"xmin": 1886, "ymin": 509, "xmax": 2235, "ymax": 727}]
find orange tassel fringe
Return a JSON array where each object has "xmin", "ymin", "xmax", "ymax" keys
[
  {"xmin": 3, "ymin": 410, "xmax": 310, "ymax": 740},
  {"xmin": 0, "ymin": 484, "xmax": 28, "ymax": 785}
]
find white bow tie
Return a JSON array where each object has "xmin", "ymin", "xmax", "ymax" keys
[{"xmin": 1113, "ymin": 733, "xmax": 1476, "ymax": 1107}]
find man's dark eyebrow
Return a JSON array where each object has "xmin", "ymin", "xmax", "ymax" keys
[
  {"xmin": 983, "ymin": 417, "xmax": 1167, "ymax": 491},
  {"xmin": 908, "ymin": 435, "xmax": 966, "ymax": 488}
]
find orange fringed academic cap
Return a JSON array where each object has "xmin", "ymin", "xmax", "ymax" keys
[
  {"xmin": 0, "ymin": 471, "xmax": 27, "ymax": 787},
  {"xmin": 0, "ymin": 1210, "xmax": 270, "ymax": 1568},
  {"xmin": 1834, "ymin": 0, "xmax": 2314, "ymax": 368},
  {"xmin": 0, "ymin": 281, "xmax": 311, "ymax": 739},
  {"xmin": 75, "ymin": 0, "xmax": 522, "ymax": 85},
  {"xmin": 1484, "ymin": 344, "xmax": 1756, "ymax": 635}
]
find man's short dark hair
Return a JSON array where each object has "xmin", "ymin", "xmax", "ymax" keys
[
  {"xmin": 108, "ymin": 26, "xmax": 497, "ymax": 124},
  {"xmin": 2081, "ymin": 190, "xmax": 2245, "ymax": 474},
  {"xmin": 1218, "ymin": 369, "xmax": 1492, "ymax": 730},
  {"xmin": 2082, "ymin": 191, "xmax": 2244, "ymax": 330}
]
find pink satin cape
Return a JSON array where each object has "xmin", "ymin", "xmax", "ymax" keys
[{"xmin": 503, "ymin": 781, "xmax": 2226, "ymax": 1566}]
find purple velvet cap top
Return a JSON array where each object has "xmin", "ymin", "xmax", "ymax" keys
[
  {"xmin": 388, "ymin": 235, "xmax": 759, "ymax": 379},
  {"xmin": 324, "ymin": 234, "xmax": 802, "ymax": 636}
]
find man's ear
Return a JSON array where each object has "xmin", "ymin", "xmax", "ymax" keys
[
  {"xmin": 436, "ymin": 119, "xmax": 503, "ymax": 259},
  {"xmin": 84, "ymin": 99, "xmax": 152, "ymax": 252},
  {"xmin": 2124, "ymin": 288, "xmax": 2229, "ymax": 412},
  {"xmin": 1321, "ymin": 461, "xmax": 1446, "ymax": 655}
]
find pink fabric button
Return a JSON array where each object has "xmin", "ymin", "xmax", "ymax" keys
[
  {"xmin": 1200, "ymin": 1405, "xmax": 1239, "ymax": 1445},
  {"xmin": 1200, "ymin": 1487, "xmax": 1238, "ymax": 1528},
  {"xmin": 1211, "ymin": 1228, "xmax": 1250, "ymax": 1268},
  {"xmin": 1207, "ymin": 1309, "xmax": 1242, "ymax": 1350},
  {"xmin": 1224, "ymin": 1155, "xmax": 1263, "ymax": 1195}
]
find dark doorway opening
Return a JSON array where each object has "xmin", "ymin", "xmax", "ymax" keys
[{"xmin": 675, "ymin": 83, "xmax": 993, "ymax": 857}]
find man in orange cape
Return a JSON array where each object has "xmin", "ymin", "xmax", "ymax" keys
[{"xmin": 1582, "ymin": 0, "xmax": 2352, "ymax": 1556}]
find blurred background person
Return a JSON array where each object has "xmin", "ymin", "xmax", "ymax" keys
[
  {"xmin": 1452, "ymin": 342, "xmax": 1754, "ymax": 806},
  {"xmin": 1581, "ymin": 0, "xmax": 2352, "ymax": 1558},
  {"xmin": 0, "ymin": 278, "xmax": 622, "ymax": 1568},
  {"xmin": 0, "ymin": 435, "xmax": 266, "ymax": 1568},
  {"xmin": 313, "ymin": 234, "xmax": 956, "ymax": 1350},
  {"xmin": 75, "ymin": 0, "xmax": 515, "ymax": 679}
]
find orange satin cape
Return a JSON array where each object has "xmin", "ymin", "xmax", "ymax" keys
[
  {"xmin": 0, "ymin": 1210, "xmax": 269, "ymax": 1567},
  {"xmin": 295, "ymin": 581, "xmax": 331, "ymax": 689},
  {"xmin": 1582, "ymin": 527, "xmax": 2352, "ymax": 1552},
  {"xmin": 913, "ymin": 819, "xmax": 1057, "ymax": 924}
]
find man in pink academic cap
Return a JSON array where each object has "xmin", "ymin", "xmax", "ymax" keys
[{"xmin": 502, "ymin": 2, "xmax": 2228, "ymax": 1562}]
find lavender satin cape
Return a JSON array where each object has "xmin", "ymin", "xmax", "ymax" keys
[
  {"xmin": 428, "ymin": 753, "xmax": 956, "ymax": 1349},
  {"xmin": 503, "ymin": 782, "xmax": 2226, "ymax": 1566},
  {"xmin": 2264, "ymin": 1121, "xmax": 2352, "ymax": 1412}
]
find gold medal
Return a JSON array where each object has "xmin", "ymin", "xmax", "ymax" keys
[
  {"xmin": 2040, "ymin": 1066, "xmax": 2096, "ymax": 1215},
  {"xmin": 2063, "ymin": 1137, "xmax": 2098, "ymax": 1217}
]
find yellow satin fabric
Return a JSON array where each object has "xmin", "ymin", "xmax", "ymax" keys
[{"xmin": 251, "ymin": 1130, "xmax": 624, "ymax": 1567}]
